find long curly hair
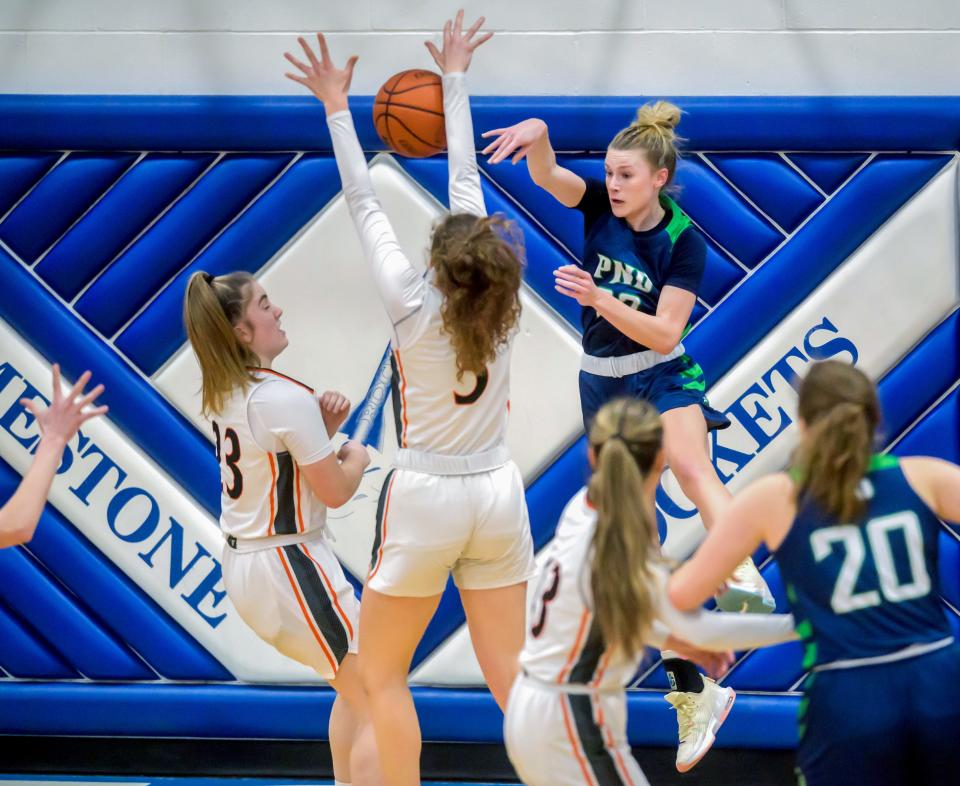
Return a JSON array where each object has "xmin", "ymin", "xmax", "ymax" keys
[{"xmin": 429, "ymin": 213, "xmax": 525, "ymax": 379}]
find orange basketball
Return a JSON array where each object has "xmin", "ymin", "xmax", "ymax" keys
[{"xmin": 373, "ymin": 69, "xmax": 446, "ymax": 158}]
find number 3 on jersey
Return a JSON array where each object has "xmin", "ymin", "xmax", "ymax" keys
[
  {"xmin": 812, "ymin": 510, "xmax": 931, "ymax": 614},
  {"xmin": 454, "ymin": 368, "xmax": 488, "ymax": 406},
  {"xmin": 212, "ymin": 420, "xmax": 243, "ymax": 500},
  {"xmin": 531, "ymin": 560, "xmax": 561, "ymax": 637}
]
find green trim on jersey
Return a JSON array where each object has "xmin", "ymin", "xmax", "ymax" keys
[
  {"xmin": 662, "ymin": 194, "xmax": 693, "ymax": 246},
  {"xmin": 869, "ymin": 453, "xmax": 899, "ymax": 472},
  {"xmin": 679, "ymin": 360, "xmax": 707, "ymax": 392},
  {"xmin": 787, "ymin": 583, "xmax": 820, "ymax": 670}
]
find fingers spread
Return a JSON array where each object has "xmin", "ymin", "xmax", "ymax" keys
[
  {"xmin": 77, "ymin": 383, "xmax": 105, "ymax": 409},
  {"xmin": 284, "ymin": 51, "xmax": 311, "ymax": 74}
]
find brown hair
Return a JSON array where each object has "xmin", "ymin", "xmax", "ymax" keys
[
  {"xmin": 609, "ymin": 100, "xmax": 684, "ymax": 188},
  {"xmin": 587, "ymin": 397, "xmax": 664, "ymax": 655},
  {"xmin": 183, "ymin": 270, "xmax": 260, "ymax": 416},
  {"xmin": 792, "ymin": 361, "xmax": 881, "ymax": 522},
  {"xmin": 429, "ymin": 213, "xmax": 524, "ymax": 380}
]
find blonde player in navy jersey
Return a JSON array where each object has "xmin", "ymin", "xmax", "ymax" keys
[
  {"xmin": 284, "ymin": 14, "xmax": 536, "ymax": 786},
  {"xmin": 482, "ymin": 91, "xmax": 775, "ymax": 771},
  {"xmin": 506, "ymin": 397, "xmax": 798, "ymax": 785},
  {"xmin": 0, "ymin": 365, "xmax": 106, "ymax": 549},
  {"xmin": 183, "ymin": 272, "xmax": 380, "ymax": 786},
  {"xmin": 669, "ymin": 361, "xmax": 960, "ymax": 786}
]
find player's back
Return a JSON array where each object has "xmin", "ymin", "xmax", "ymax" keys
[
  {"xmin": 391, "ymin": 283, "xmax": 512, "ymax": 459},
  {"xmin": 520, "ymin": 489, "xmax": 641, "ymax": 691},
  {"xmin": 776, "ymin": 455, "xmax": 953, "ymax": 670}
]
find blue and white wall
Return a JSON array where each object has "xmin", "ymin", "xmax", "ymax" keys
[{"xmin": 1, "ymin": 0, "xmax": 959, "ymax": 751}]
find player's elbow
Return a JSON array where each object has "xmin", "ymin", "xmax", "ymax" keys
[{"xmin": 667, "ymin": 575, "xmax": 700, "ymax": 613}]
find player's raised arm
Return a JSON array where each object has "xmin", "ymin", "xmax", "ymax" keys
[
  {"xmin": 425, "ymin": 10, "xmax": 491, "ymax": 217},
  {"xmin": 284, "ymin": 34, "xmax": 425, "ymax": 338},
  {"xmin": 0, "ymin": 366, "xmax": 107, "ymax": 549},
  {"xmin": 482, "ymin": 118, "xmax": 586, "ymax": 208}
]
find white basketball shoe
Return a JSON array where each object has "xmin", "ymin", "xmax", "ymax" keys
[
  {"xmin": 715, "ymin": 555, "xmax": 776, "ymax": 613},
  {"xmin": 665, "ymin": 677, "xmax": 737, "ymax": 773}
]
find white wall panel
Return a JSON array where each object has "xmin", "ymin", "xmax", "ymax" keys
[{"xmin": 2, "ymin": 30, "xmax": 960, "ymax": 95}]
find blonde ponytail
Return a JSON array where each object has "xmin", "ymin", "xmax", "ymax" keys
[
  {"xmin": 183, "ymin": 270, "xmax": 259, "ymax": 416},
  {"xmin": 588, "ymin": 398, "xmax": 664, "ymax": 655},
  {"xmin": 610, "ymin": 100, "xmax": 684, "ymax": 187}
]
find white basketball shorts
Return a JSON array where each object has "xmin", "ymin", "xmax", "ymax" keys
[
  {"xmin": 504, "ymin": 673, "xmax": 649, "ymax": 786},
  {"xmin": 366, "ymin": 460, "xmax": 536, "ymax": 597},
  {"xmin": 223, "ymin": 532, "xmax": 359, "ymax": 680}
]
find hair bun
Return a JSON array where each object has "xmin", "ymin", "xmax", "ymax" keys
[{"xmin": 635, "ymin": 100, "xmax": 682, "ymax": 132}]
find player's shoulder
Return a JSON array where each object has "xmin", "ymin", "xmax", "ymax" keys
[{"xmin": 248, "ymin": 371, "xmax": 316, "ymax": 409}]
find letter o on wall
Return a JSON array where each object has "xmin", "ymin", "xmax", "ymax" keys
[{"xmin": 107, "ymin": 486, "xmax": 160, "ymax": 543}]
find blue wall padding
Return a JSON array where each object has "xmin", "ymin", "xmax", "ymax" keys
[
  {"xmin": 685, "ymin": 154, "xmax": 950, "ymax": 386},
  {"xmin": 0, "ymin": 245, "xmax": 221, "ymax": 515},
  {"xmin": 0, "ymin": 546, "xmax": 154, "ymax": 680},
  {"xmin": 0, "ymin": 599, "xmax": 79, "ymax": 679},
  {"xmin": 75, "ymin": 154, "xmax": 292, "ymax": 337},
  {"xmin": 1, "ymin": 96, "xmax": 959, "ymax": 152},
  {"xmin": 410, "ymin": 437, "xmax": 589, "ymax": 669},
  {"xmin": 673, "ymin": 157, "xmax": 785, "ymax": 268},
  {"xmin": 787, "ymin": 153, "xmax": 870, "ymax": 194},
  {"xmin": 0, "ymin": 459, "xmax": 232, "ymax": 681},
  {"xmin": 116, "ymin": 155, "xmax": 346, "ymax": 375},
  {"xmin": 707, "ymin": 153, "xmax": 824, "ymax": 233},
  {"xmin": 0, "ymin": 153, "xmax": 60, "ymax": 218},
  {"xmin": 397, "ymin": 157, "xmax": 583, "ymax": 329},
  {"xmin": 479, "ymin": 155, "xmax": 745, "ymax": 308},
  {"xmin": 877, "ymin": 308, "xmax": 960, "ymax": 443},
  {"xmin": 940, "ymin": 533, "xmax": 960, "ymax": 611},
  {"xmin": 892, "ymin": 388, "xmax": 960, "ymax": 462},
  {"xmin": 0, "ymin": 153, "xmax": 136, "ymax": 263},
  {"xmin": 35, "ymin": 153, "xmax": 216, "ymax": 300},
  {"xmin": 0, "ymin": 682, "xmax": 800, "ymax": 747}
]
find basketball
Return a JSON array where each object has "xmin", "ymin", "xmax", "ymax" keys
[{"xmin": 373, "ymin": 69, "xmax": 446, "ymax": 158}]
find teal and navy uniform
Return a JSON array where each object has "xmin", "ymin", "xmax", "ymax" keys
[
  {"xmin": 776, "ymin": 455, "xmax": 960, "ymax": 786},
  {"xmin": 574, "ymin": 178, "xmax": 728, "ymax": 431}
]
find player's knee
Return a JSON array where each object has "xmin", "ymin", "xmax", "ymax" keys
[{"xmin": 668, "ymin": 451, "xmax": 714, "ymax": 490}]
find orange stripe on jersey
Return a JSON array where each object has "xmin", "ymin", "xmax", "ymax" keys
[
  {"xmin": 558, "ymin": 609, "xmax": 592, "ymax": 684},
  {"xmin": 591, "ymin": 650, "xmax": 612, "ymax": 689},
  {"xmin": 368, "ymin": 472, "xmax": 397, "ymax": 581},
  {"xmin": 267, "ymin": 453, "xmax": 278, "ymax": 536},
  {"xmin": 294, "ymin": 463, "xmax": 305, "ymax": 534},
  {"xmin": 300, "ymin": 543, "xmax": 355, "ymax": 640},
  {"xmin": 595, "ymin": 697, "xmax": 638, "ymax": 786},
  {"xmin": 560, "ymin": 695, "xmax": 598, "ymax": 786},
  {"xmin": 276, "ymin": 547, "xmax": 337, "ymax": 673},
  {"xmin": 393, "ymin": 350, "xmax": 409, "ymax": 448},
  {"xmin": 251, "ymin": 367, "xmax": 315, "ymax": 395}
]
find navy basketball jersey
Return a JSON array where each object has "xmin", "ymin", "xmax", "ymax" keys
[
  {"xmin": 776, "ymin": 455, "xmax": 952, "ymax": 671},
  {"xmin": 575, "ymin": 177, "xmax": 706, "ymax": 358}
]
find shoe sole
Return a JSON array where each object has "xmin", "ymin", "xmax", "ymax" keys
[
  {"xmin": 715, "ymin": 586, "xmax": 777, "ymax": 614},
  {"xmin": 675, "ymin": 688, "xmax": 737, "ymax": 774}
]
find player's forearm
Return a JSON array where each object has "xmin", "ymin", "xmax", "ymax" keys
[
  {"xmin": 0, "ymin": 436, "xmax": 65, "ymax": 548},
  {"xmin": 525, "ymin": 122, "xmax": 562, "ymax": 187},
  {"xmin": 328, "ymin": 455, "xmax": 365, "ymax": 508},
  {"xmin": 666, "ymin": 606, "xmax": 798, "ymax": 651},
  {"xmin": 592, "ymin": 291, "xmax": 684, "ymax": 354},
  {"xmin": 443, "ymin": 72, "xmax": 486, "ymax": 216}
]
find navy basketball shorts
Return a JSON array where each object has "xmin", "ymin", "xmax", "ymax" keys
[
  {"xmin": 795, "ymin": 644, "xmax": 960, "ymax": 786},
  {"xmin": 578, "ymin": 354, "xmax": 730, "ymax": 433}
]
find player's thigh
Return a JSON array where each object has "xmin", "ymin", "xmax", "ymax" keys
[
  {"xmin": 358, "ymin": 586, "xmax": 442, "ymax": 686},
  {"xmin": 367, "ymin": 469, "xmax": 470, "ymax": 597},
  {"xmin": 579, "ymin": 370, "xmax": 630, "ymax": 432}
]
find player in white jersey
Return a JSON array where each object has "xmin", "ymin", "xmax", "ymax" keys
[
  {"xmin": 0, "ymin": 365, "xmax": 107, "ymax": 548},
  {"xmin": 284, "ymin": 14, "xmax": 535, "ymax": 786},
  {"xmin": 505, "ymin": 397, "xmax": 797, "ymax": 785},
  {"xmin": 184, "ymin": 271, "xmax": 380, "ymax": 786}
]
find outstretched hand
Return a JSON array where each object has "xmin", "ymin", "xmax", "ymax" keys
[
  {"xmin": 481, "ymin": 118, "xmax": 548, "ymax": 165},
  {"xmin": 23, "ymin": 364, "xmax": 108, "ymax": 447},
  {"xmin": 424, "ymin": 9, "xmax": 492, "ymax": 74},
  {"xmin": 284, "ymin": 33, "xmax": 358, "ymax": 114}
]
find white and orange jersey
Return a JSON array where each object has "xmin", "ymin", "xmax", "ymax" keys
[
  {"xmin": 329, "ymin": 71, "xmax": 512, "ymax": 464},
  {"xmin": 521, "ymin": 489, "xmax": 797, "ymax": 691},
  {"xmin": 389, "ymin": 292, "xmax": 512, "ymax": 456},
  {"xmin": 211, "ymin": 369, "xmax": 333, "ymax": 541}
]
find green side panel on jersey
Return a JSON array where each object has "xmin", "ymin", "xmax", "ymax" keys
[
  {"xmin": 869, "ymin": 453, "xmax": 899, "ymax": 472},
  {"xmin": 662, "ymin": 194, "xmax": 693, "ymax": 246}
]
